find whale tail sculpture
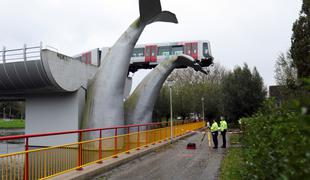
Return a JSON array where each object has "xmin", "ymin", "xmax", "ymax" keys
[
  {"xmin": 139, "ymin": 0, "xmax": 178, "ymax": 25},
  {"xmin": 81, "ymin": 0, "xmax": 179, "ymax": 142},
  {"xmin": 125, "ymin": 54, "xmax": 208, "ymax": 126}
]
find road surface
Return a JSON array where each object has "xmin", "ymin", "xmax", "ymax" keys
[{"xmin": 94, "ymin": 131, "xmax": 229, "ymax": 180}]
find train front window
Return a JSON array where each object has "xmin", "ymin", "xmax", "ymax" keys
[
  {"xmin": 132, "ymin": 48, "xmax": 144, "ymax": 57},
  {"xmin": 203, "ymin": 43, "xmax": 209, "ymax": 57},
  {"xmin": 172, "ymin": 46, "xmax": 184, "ymax": 55},
  {"xmin": 158, "ymin": 46, "xmax": 171, "ymax": 56}
]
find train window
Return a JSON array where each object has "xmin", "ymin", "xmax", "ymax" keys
[
  {"xmin": 192, "ymin": 43, "xmax": 197, "ymax": 54},
  {"xmin": 158, "ymin": 46, "xmax": 171, "ymax": 56},
  {"xmin": 172, "ymin": 46, "xmax": 184, "ymax": 55},
  {"xmin": 132, "ymin": 48, "xmax": 144, "ymax": 57},
  {"xmin": 163, "ymin": 52, "xmax": 170, "ymax": 56},
  {"xmin": 146, "ymin": 48, "xmax": 150, "ymax": 56},
  {"xmin": 203, "ymin": 43, "xmax": 209, "ymax": 57},
  {"xmin": 185, "ymin": 44, "xmax": 191, "ymax": 55},
  {"xmin": 151, "ymin": 48, "xmax": 155, "ymax": 56}
]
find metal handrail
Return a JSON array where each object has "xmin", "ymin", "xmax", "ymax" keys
[
  {"xmin": 0, "ymin": 121, "xmax": 205, "ymax": 180},
  {"xmin": 0, "ymin": 48, "xmax": 23, "ymax": 52},
  {"xmin": 0, "ymin": 44, "xmax": 42, "ymax": 63},
  {"xmin": 0, "ymin": 122, "xmax": 168, "ymax": 141},
  {"xmin": 24, "ymin": 55, "xmax": 40, "ymax": 59},
  {"xmin": 4, "ymin": 52, "xmax": 24, "ymax": 56}
]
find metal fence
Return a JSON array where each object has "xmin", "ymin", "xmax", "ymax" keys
[
  {"xmin": 0, "ymin": 121, "xmax": 204, "ymax": 180},
  {"xmin": 0, "ymin": 44, "xmax": 42, "ymax": 64}
]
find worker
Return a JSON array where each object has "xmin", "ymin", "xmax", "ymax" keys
[
  {"xmin": 220, "ymin": 116, "xmax": 228, "ymax": 148},
  {"xmin": 210, "ymin": 119, "xmax": 219, "ymax": 149}
]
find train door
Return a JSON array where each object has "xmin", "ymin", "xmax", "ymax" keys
[
  {"xmin": 145, "ymin": 46, "xmax": 151, "ymax": 62},
  {"xmin": 145, "ymin": 45, "xmax": 157, "ymax": 62},
  {"xmin": 191, "ymin": 42, "xmax": 198, "ymax": 59},
  {"xmin": 150, "ymin": 45, "xmax": 157, "ymax": 62},
  {"xmin": 184, "ymin": 42, "xmax": 198, "ymax": 60}
]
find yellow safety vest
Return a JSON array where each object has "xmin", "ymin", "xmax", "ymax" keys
[
  {"xmin": 211, "ymin": 122, "xmax": 218, "ymax": 132},
  {"xmin": 220, "ymin": 120, "xmax": 228, "ymax": 131}
]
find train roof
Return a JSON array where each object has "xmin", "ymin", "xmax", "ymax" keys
[
  {"xmin": 101, "ymin": 40, "xmax": 211, "ymax": 49},
  {"xmin": 134, "ymin": 40, "xmax": 210, "ymax": 48}
]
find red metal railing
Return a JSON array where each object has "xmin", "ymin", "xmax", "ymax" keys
[
  {"xmin": 0, "ymin": 120, "xmax": 202, "ymax": 180},
  {"xmin": 0, "ymin": 122, "xmax": 167, "ymax": 179},
  {"xmin": 0, "ymin": 122, "xmax": 173, "ymax": 147}
]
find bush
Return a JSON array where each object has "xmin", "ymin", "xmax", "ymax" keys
[{"xmin": 241, "ymin": 99, "xmax": 310, "ymax": 179}]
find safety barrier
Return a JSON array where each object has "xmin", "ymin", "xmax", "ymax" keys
[
  {"xmin": 0, "ymin": 43, "xmax": 60, "ymax": 64},
  {"xmin": 0, "ymin": 44, "xmax": 41, "ymax": 63},
  {"xmin": 0, "ymin": 121, "xmax": 204, "ymax": 180}
]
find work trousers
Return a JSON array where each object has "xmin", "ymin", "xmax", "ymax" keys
[
  {"xmin": 221, "ymin": 129, "xmax": 227, "ymax": 148},
  {"xmin": 211, "ymin": 131, "xmax": 218, "ymax": 148}
]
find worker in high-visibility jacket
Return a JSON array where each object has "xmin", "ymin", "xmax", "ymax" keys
[
  {"xmin": 220, "ymin": 116, "xmax": 228, "ymax": 148},
  {"xmin": 210, "ymin": 119, "xmax": 219, "ymax": 149}
]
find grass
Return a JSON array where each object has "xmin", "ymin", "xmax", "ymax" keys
[
  {"xmin": 229, "ymin": 133, "xmax": 241, "ymax": 145},
  {"xmin": 0, "ymin": 119, "xmax": 25, "ymax": 129},
  {"xmin": 220, "ymin": 133, "xmax": 243, "ymax": 180},
  {"xmin": 220, "ymin": 147, "xmax": 243, "ymax": 180}
]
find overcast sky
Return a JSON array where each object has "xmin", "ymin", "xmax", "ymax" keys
[{"xmin": 0, "ymin": 0, "xmax": 302, "ymax": 89}]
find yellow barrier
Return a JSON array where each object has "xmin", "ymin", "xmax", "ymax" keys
[{"xmin": 0, "ymin": 121, "xmax": 204, "ymax": 180}]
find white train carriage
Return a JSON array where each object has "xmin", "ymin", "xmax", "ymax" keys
[
  {"xmin": 73, "ymin": 48, "xmax": 101, "ymax": 66},
  {"xmin": 74, "ymin": 40, "xmax": 213, "ymax": 73},
  {"xmin": 129, "ymin": 40, "xmax": 213, "ymax": 72}
]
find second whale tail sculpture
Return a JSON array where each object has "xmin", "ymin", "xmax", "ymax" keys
[
  {"xmin": 81, "ymin": 0, "xmax": 178, "ymax": 140},
  {"xmin": 125, "ymin": 55, "xmax": 208, "ymax": 126}
]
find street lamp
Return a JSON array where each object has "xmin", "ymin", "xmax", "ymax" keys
[
  {"xmin": 167, "ymin": 79, "xmax": 174, "ymax": 143},
  {"xmin": 201, "ymin": 97, "xmax": 205, "ymax": 121}
]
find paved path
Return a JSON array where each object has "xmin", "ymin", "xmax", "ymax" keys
[{"xmin": 94, "ymin": 131, "xmax": 229, "ymax": 180}]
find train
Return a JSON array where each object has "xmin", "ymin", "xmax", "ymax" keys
[{"xmin": 74, "ymin": 40, "xmax": 213, "ymax": 73}]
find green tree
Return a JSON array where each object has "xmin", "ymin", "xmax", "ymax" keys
[
  {"xmin": 222, "ymin": 64, "xmax": 266, "ymax": 123},
  {"xmin": 274, "ymin": 52, "xmax": 297, "ymax": 88},
  {"xmin": 290, "ymin": 0, "xmax": 310, "ymax": 79},
  {"xmin": 241, "ymin": 97, "xmax": 310, "ymax": 180},
  {"xmin": 154, "ymin": 63, "xmax": 227, "ymax": 121},
  {"xmin": 0, "ymin": 101, "xmax": 25, "ymax": 119}
]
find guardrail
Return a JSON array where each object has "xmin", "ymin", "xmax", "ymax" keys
[
  {"xmin": 0, "ymin": 121, "xmax": 204, "ymax": 180},
  {"xmin": 0, "ymin": 44, "xmax": 43, "ymax": 63}
]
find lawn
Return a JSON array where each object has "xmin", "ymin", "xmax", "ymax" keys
[
  {"xmin": 0, "ymin": 119, "xmax": 25, "ymax": 129},
  {"xmin": 220, "ymin": 133, "xmax": 243, "ymax": 180},
  {"xmin": 220, "ymin": 147, "xmax": 243, "ymax": 180}
]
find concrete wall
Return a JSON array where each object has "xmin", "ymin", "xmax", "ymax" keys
[
  {"xmin": 41, "ymin": 50, "xmax": 97, "ymax": 92},
  {"xmin": 25, "ymin": 89, "xmax": 86, "ymax": 146}
]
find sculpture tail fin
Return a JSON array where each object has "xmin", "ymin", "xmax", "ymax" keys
[
  {"xmin": 177, "ymin": 55, "xmax": 208, "ymax": 75},
  {"xmin": 139, "ymin": 0, "xmax": 178, "ymax": 25}
]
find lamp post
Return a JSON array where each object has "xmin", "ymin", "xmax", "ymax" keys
[
  {"xmin": 201, "ymin": 97, "xmax": 205, "ymax": 121},
  {"xmin": 167, "ymin": 79, "xmax": 174, "ymax": 143}
]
